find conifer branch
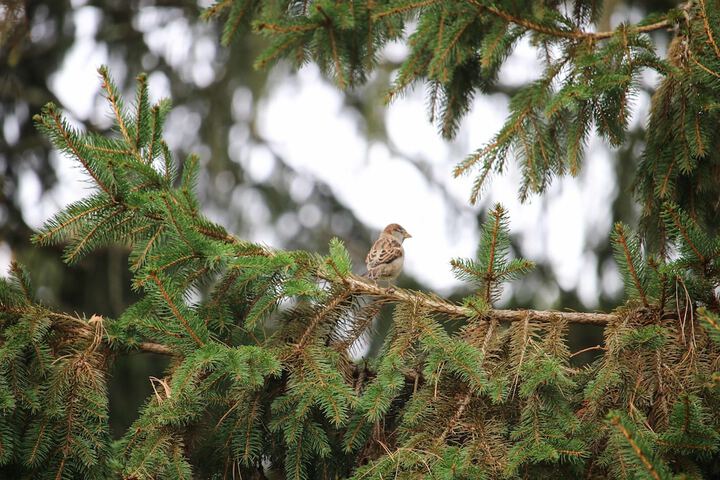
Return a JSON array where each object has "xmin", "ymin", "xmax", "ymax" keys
[
  {"xmin": 183, "ymin": 229, "xmax": 613, "ymax": 326},
  {"xmin": 191, "ymin": 221, "xmax": 617, "ymax": 326},
  {"xmin": 466, "ymin": 0, "xmax": 675, "ymax": 40},
  {"xmin": 138, "ymin": 342, "xmax": 174, "ymax": 355},
  {"xmin": 341, "ymin": 274, "xmax": 616, "ymax": 325},
  {"xmin": 38, "ymin": 107, "xmax": 113, "ymax": 197},
  {"xmin": 453, "ymin": 105, "xmax": 530, "ymax": 178},
  {"xmin": 437, "ymin": 392, "xmax": 472, "ymax": 444},
  {"xmin": 314, "ymin": 5, "xmax": 347, "ymax": 89},
  {"xmin": 10, "ymin": 8, "xmax": 720, "ymax": 476},
  {"xmin": 201, "ymin": 0, "xmax": 232, "ymax": 20},
  {"xmin": 371, "ymin": 0, "xmax": 442, "ymax": 20},
  {"xmin": 484, "ymin": 208, "xmax": 500, "ymax": 305},
  {"xmin": 149, "ymin": 273, "xmax": 205, "ymax": 347},
  {"xmin": 332, "ymin": 300, "xmax": 385, "ymax": 353},
  {"xmin": 658, "ymin": 157, "xmax": 677, "ymax": 198},
  {"xmin": 98, "ymin": 67, "xmax": 134, "ymax": 151},
  {"xmin": 294, "ymin": 290, "xmax": 351, "ymax": 351},
  {"xmin": 664, "ymin": 205, "xmax": 706, "ymax": 263},
  {"xmin": 323, "ymin": 20, "xmax": 346, "ymax": 89},
  {"xmin": 147, "ymin": 106, "xmax": 161, "ymax": 164},
  {"xmin": 222, "ymin": 0, "xmax": 251, "ymax": 46},
  {"xmin": 28, "ymin": 421, "xmax": 48, "ymax": 466},
  {"xmin": 10, "ymin": 261, "xmax": 32, "ymax": 301},
  {"xmin": 609, "ymin": 414, "xmax": 663, "ymax": 480},
  {"xmin": 131, "ymin": 225, "xmax": 165, "ymax": 271},
  {"xmin": 0, "ymin": 300, "xmax": 177, "ymax": 356},
  {"xmin": 84, "ymin": 143, "xmax": 132, "ymax": 155},
  {"xmin": 255, "ymin": 22, "xmax": 319, "ymax": 34},
  {"xmin": 697, "ymin": 0, "xmax": 720, "ymax": 59},
  {"xmin": 134, "ymin": 74, "xmax": 148, "ymax": 150},
  {"xmin": 436, "ymin": 317, "xmax": 499, "ymax": 444},
  {"xmin": 136, "ymin": 254, "xmax": 201, "ymax": 287},
  {"xmin": 432, "ymin": 18, "xmax": 472, "ymax": 82},
  {"xmin": 612, "ymin": 224, "xmax": 650, "ymax": 307},
  {"xmin": 160, "ymin": 194, "xmax": 195, "ymax": 249},
  {"xmin": 64, "ymin": 208, "xmax": 125, "ymax": 264}
]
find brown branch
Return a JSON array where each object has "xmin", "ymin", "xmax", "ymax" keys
[
  {"xmin": 201, "ymin": 0, "xmax": 232, "ymax": 19},
  {"xmin": 466, "ymin": 0, "xmax": 674, "ymax": 40},
  {"xmin": 183, "ymin": 208, "xmax": 617, "ymax": 327},
  {"xmin": 609, "ymin": 415, "xmax": 662, "ymax": 480},
  {"xmin": 341, "ymin": 274, "xmax": 616, "ymax": 325},
  {"xmin": 698, "ymin": 0, "xmax": 720, "ymax": 59},
  {"xmin": 255, "ymin": 22, "xmax": 319, "ymax": 34},
  {"xmin": 571, "ymin": 344, "xmax": 607, "ymax": 358},
  {"xmin": 690, "ymin": 53, "xmax": 720, "ymax": 79},
  {"xmin": 138, "ymin": 342, "xmax": 174, "ymax": 355},
  {"xmin": 437, "ymin": 392, "xmax": 472, "ymax": 444}
]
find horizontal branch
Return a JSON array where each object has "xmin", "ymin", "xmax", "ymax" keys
[
  {"xmin": 341, "ymin": 274, "xmax": 617, "ymax": 325},
  {"xmin": 138, "ymin": 342, "xmax": 174, "ymax": 355},
  {"xmin": 467, "ymin": 0, "xmax": 676, "ymax": 40},
  {"xmin": 0, "ymin": 304, "xmax": 177, "ymax": 355},
  {"xmin": 209, "ymin": 232, "xmax": 618, "ymax": 326}
]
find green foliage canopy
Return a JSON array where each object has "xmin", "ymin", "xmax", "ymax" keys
[
  {"xmin": 2, "ymin": 0, "xmax": 720, "ymax": 478},
  {"xmin": 208, "ymin": 0, "xmax": 720, "ymax": 237}
]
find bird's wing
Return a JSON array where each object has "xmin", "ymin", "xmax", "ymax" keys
[{"xmin": 366, "ymin": 237, "xmax": 403, "ymax": 269}]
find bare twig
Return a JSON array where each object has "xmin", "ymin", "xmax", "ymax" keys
[{"xmin": 571, "ymin": 345, "xmax": 607, "ymax": 358}]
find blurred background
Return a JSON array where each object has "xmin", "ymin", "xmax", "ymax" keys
[{"xmin": 1, "ymin": 0, "xmax": 675, "ymax": 438}]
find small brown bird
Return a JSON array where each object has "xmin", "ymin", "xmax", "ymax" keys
[{"xmin": 365, "ymin": 223, "xmax": 411, "ymax": 285}]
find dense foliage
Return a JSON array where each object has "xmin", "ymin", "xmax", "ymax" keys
[
  {"xmin": 2, "ymin": 0, "xmax": 720, "ymax": 478},
  {"xmin": 208, "ymin": 0, "xmax": 720, "ymax": 227}
]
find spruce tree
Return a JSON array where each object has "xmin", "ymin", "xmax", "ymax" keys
[{"xmin": 2, "ymin": 1, "xmax": 720, "ymax": 479}]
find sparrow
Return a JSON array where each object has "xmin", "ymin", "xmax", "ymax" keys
[{"xmin": 365, "ymin": 223, "xmax": 411, "ymax": 285}]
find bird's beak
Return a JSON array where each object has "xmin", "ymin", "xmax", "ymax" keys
[{"xmin": 403, "ymin": 231, "xmax": 412, "ymax": 239}]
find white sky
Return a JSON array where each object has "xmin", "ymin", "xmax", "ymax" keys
[{"xmin": 2, "ymin": 3, "xmax": 661, "ymax": 308}]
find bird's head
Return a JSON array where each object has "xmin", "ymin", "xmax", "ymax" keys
[{"xmin": 383, "ymin": 223, "xmax": 412, "ymax": 242}]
